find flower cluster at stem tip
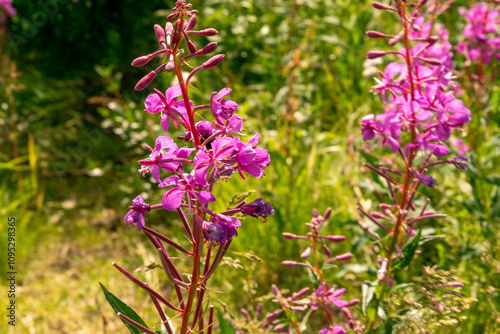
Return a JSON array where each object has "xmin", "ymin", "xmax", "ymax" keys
[{"xmin": 124, "ymin": 0, "xmax": 274, "ymax": 244}]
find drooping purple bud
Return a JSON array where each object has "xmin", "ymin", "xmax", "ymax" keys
[
  {"xmin": 166, "ymin": 60, "xmax": 175, "ymax": 72},
  {"xmin": 292, "ymin": 287, "xmax": 310, "ymax": 299},
  {"xmin": 322, "ymin": 244, "xmax": 331, "ymax": 257},
  {"xmin": 198, "ymin": 42, "xmax": 218, "ymax": 56},
  {"xmin": 370, "ymin": 211, "xmax": 386, "ymax": 220},
  {"xmin": 324, "ymin": 235, "xmax": 346, "ymax": 242},
  {"xmin": 282, "ymin": 261, "xmax": 307, "ymax": 268},
  {"xmin": 186, "ymin": 14, "xmax": 197, "ymax": 30},
  {"xmin": 341, "ymin": 307, "xmax": 352, "ymax": 319},
  {"xmin": 271, "ymin": 285, "xmax": 280, "ymax": 297},
  {"xmin": 154, "ymin": 24, "xmax": 165, "ymax": 44},
  {"xmin": 300, "ymin": 247, "xmax": 311, "ymax": 259},
  {"xmin": 312, "ymin": 208, "xmax": 319, "ymax": 218},
  {"xmin": 282, "ymin": 232, "xmax": 301, "ymax": 239},
  {"xmin": 131, "ymin": 54, "xmax": 153, "ymax": 67},
  {"xmin": 323, "ymin": 208, "xmax": 332, "ymax": 220},
  {"xmin": 256, "ymin": 303, "xmax": 263, "ymax": 318},
  {"xmin": 200, "ymin": 28, "xmax": 218, "ymax": 36},
  {"xmin": 335, "ymin": 253, "xmax": 353, "ymax": 261},
  {"xmin": 240, "ymin": 308, "xmax": 250, "ymax": 321},
  {"xmin": 325, "ymin": 253, "xmax": 353, "ymax": 264},
  {"xmin": 274, "ymin": 324, "xmax": 286, "ymax": 331},
  {"xmin": 346, "ymin": 299, "xmax": 360, "ymax": 307},
  {"xmin": 167, "ymin": 12, "xmax": 179, "ymax": 20},
  {"xmin": 187, "ymin": 40, "xmax": 197, "ymax": 54},
  {"xmin": 446, "ymin": 282, "xmax": 464, "ymax": 288},
  {"xmin": 366, "ymin": 50, "xmax": 388, "ymax": 59},
  {"xmin": 203, "ymin": 54, "xmax": 225, "ymax": 69},
  {"xmin": 372, "ymin": 1, "xmax": 397, "ymax": 11},
  {"xmin": 135, "ymin": 71, "xmax": 156, "ymax": 91},
  {"xmin": 365, "ymin": 30, "xmax": 390, "ymax": 38},
  {"xmin": 416, "ymin": 57, "xmax": 443, "ymax": 66}
]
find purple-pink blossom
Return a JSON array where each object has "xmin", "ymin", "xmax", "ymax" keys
[
  {"xmin": 0, "ymin": 0, "xmax": 16, "ymax": 17},
  {"xmin": 159, "ymin": 173, "xmax": 215, "ymax": 210},
  {"xmin": 202, "ymin": 213, "xmax": 241, "ymax": 244},
  {"xmin": 144, "ymin": 86, "xmax": 192, "ymax": 131},
  {"xmin": 124, "ymin": 195, "xmax": 151, "ymax": 231}
]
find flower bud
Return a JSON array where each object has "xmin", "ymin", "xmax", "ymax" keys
[
  {"xmin": 365, "ymin": 30, "xmax": 389, "ymax": 38},
  {"xmin": 167, "ymin": 12, "xmax": 178, "ymax": 20},
  {"xmin": 300, "ymin": 247, "xmax": 311, "ymax": 259},
  {"xmin": 324, "ymin": 235, "xmax": 346, "ymax": 242},
  {"xmin": 370, "ymin": 211, "xmax": 386, "ymax": 219},
  {"xmin": 256, "ymin": 303, "xmax": 263, "ymax": 318},
  {"xmin": 325, "ymin": 253, "xmax": 353, "ymax": 264},
  {"xmin": 322, "ymin": 244, "xmax": 331, "ymax": 257},
  {"xmin": 131, "ymin": 54, "xmax": 153, "ymax": 67},
  {"xmin": 312, "ymin": 208, "xmax": 319, "ymax": 218},
  {"xmin": 203, "ymin": 54, "xmax": 225, "ymax": 69},
  {"xmin": 274, "ymin": 324, "xmax": 286, "ymax": 331},
  {"xmin": 166, "ymin": 60, "xmax": 175, "ymax": 72},
  {"xmin": 200, "ymin": 28, "xmax": 218, "ymax": 36},
  {"xmin": 335, "ymin": 253, "xmax": 353, "ymax": 261},
  {"xmin": 341, "ymin": 307, "xmax": 352, "ymax": 319},
  {"xmin": 135, "ymin": 71, "xmax": 156, "ymax": 91},
  {"xmin": 186, "ymin": 14, "xmax": 197, "ymax": 30},
  {"xmin": 282, "ymin": 232, "xmax": 300, "ymax": 239},
  {"xmin": 419, "ymin": 57, "xmax": 442, "ymax": 66},
  {"xmin": 323, "ymin": 207, "xmax": 332, "ymax": 220},
  {"xmin": 282, "ymin": 260, "xmax": 305, "ymax": 267},
  {"xmin": 154, "ymin": 24, "xmax": 165, "ymax": 44},
  {"xmin": 372, "ymin": 1, "xmax": 396, "ymax": 11},
  {"xmin": 240, "ymin": 308, "xmax": 250, "ymax": 321},
  {"xmin": 346, "ymin": 299, "xmax": 360, "ymax": 307},
  {"xmin": 426, "ymin": 36, "xmax": 439, "ymax": 45},
  {"xmin": 292, "ymin": 287, "xmax": 310, "ymax": 299},
  {"xmin": 198, "ymin": 42, "xmax": 218, "ymax": 56},
  {"xmin": 271, "ymin": 284, "xmax": 280, "ymax": 297},
  {"xmin": 187, "ymin": 40, "xmax": 197, "ymax": 54},
  {"xmin": 366, "ymin": 50, "xmax": 388, "ymax": 59},
  {"xmin": 446, "ymin": 282, "xmax": 464, "ymax": 288}
]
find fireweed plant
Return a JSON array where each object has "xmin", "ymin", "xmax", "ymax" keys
[
  {"xmin": 101, "ymin": 2, "xmax": 274, "ymax": 334},
  {"xmin": 359, "ymin": 0, "xmax": 473, "ymax": 331},
  {"xmin": 456, "ymin": 1, "xmax": 500, "ymax": 151},
  {"xmin": 236, "ymin": 208, "xmax": 359, "ymax": 334}
]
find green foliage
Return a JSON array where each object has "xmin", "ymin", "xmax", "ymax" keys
[{"xmin": 99, "ymin": 282, "xmax": 149, "ymax": 334}]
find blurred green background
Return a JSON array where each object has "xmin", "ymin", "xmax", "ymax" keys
[{"xmin": 0, "ymin": 0, "xmax": 499, "ymax": 333}]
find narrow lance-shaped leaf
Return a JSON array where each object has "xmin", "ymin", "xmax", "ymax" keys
[{"xmin": 99, "ymin": 282, "xmax": 149, "ymax": 334}]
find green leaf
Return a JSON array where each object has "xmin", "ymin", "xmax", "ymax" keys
[
  {"xmin": 217, "ymin": 309, "xmax": 235, "ymax": 334},
  {"xmin": 367, "ymin": 307, "xmax": 376, "ymax": 322},
  {"xmin": 99, "ymin": 282, "xmax": 148, "ymax": 334},
  {"xmin": 391, "ymin": 229, "xmax": 421, "ymax": 273},
  {"xmin": 362, "ymin": 281, "xmax": 377, "ymax": 315}
]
